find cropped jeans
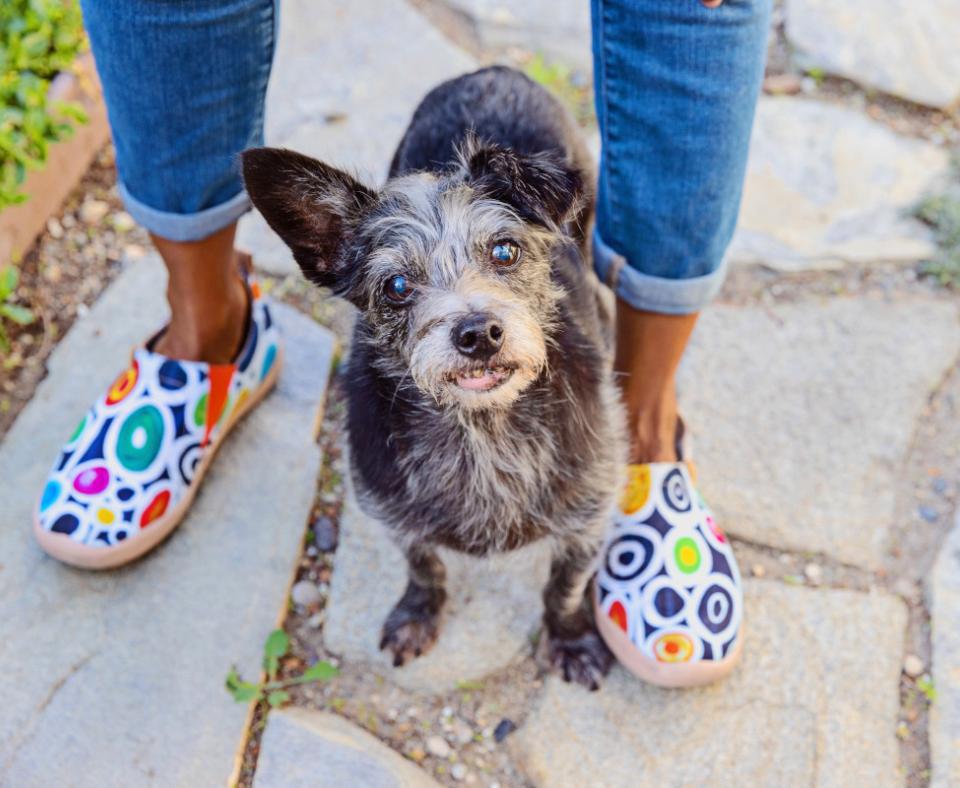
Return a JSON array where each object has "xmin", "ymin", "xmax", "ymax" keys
[{"xmin": 81, "ymin": 0, "xmax": 770, "ymax": 315}]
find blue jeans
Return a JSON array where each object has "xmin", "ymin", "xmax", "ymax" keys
[
  {"xmin": 82, "ymin": 0, "xmax": 769, "ymax": 313},
  {"xmin": 80, "ymin": 0, "xmax": 278, "ymax": 242},
  {"xmin": 591, "ymin": 0, "xmax": 770, "ymax": 313}
]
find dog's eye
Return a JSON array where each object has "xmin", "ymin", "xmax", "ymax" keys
[
  {"xmin": 384, "ymin": 274, "xmax": 415, "ymax": 304},
  {"xmin": 490, "ymin": 240, "xmax": 521, "ymax": 267}
]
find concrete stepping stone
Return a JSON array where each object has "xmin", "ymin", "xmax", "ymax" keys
[
  {"xmin": 785, "ymin": 0, "xmax": 960, "ymax": 110},
  {"xmin": 237, "ymin": 0, "xmax": 477, "ymax": 276},
  {"xmin": 931, "ymin": 512, "xmax": 960, "ymax": 787},
  {"xmin": 255, "ymin": 708, "xmax": 440, "ymax": 788},
  {"xmin": 324, "ymin": 488, "xmax": 550, "ymax": 693},
  {"xmin": 511, "ymin": 581, "xmax": 907, "ymax": 788},
  {"xmin": 440, "ymin": 0, "xmax": 592, "ymax": 71},
  {"xmin": 0, "ymin": 256, "xmax": 334, "ymax": 785},
  {"xmin": 678, "ymin": 296, "xmax": 959, "ymax": 569},
  {"xmin": 729, "ymin": 97, "xmax": 949, "ymax": 272}
]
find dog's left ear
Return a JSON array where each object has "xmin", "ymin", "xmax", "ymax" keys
[
  {"xmin": 241, "ymin": 147, "xmax": 377, "ymax": 288},
  {"xmin": 465, "ymin": 141, "xmax": 583, "ymax": 228}
]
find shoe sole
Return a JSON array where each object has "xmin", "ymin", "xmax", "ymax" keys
[
  {"xmin": 594, "ymin": 589, "xmax": 743, "ymax": 688},
  {"xmin": 33, "ymin": 347, "xmax": 284, "ymax": 570}
]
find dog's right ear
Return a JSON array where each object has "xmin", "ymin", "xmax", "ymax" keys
[{"xmin": 241, "ymin": 147, "xmax": 377, "ymax": 288}]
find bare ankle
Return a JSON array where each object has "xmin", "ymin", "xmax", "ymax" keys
[
  {"xmin": 626, "ymin": 392, "xmax": 680, "ymax": 464},
  {"xmin": 154, "ymin": 274, "xmax": 248, "ymax": 363}
]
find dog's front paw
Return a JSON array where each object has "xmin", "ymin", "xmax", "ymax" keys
[
  {"xmin": 544, "ymin": 630, "xmax": 614, "ymax": 691},
  {"xmin": 379, "ymin": 602, "xmax": 442, "ymax": 667}
]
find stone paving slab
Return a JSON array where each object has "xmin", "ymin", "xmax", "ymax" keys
[
  {"xmin": 237, "ymin": 0, "xmax": 477, "ymax": 276},
  {"xmin": 440, "ymin": 0, "xmax": 592, "ymax": 71},
  {"xmin": 931, "ymin": 512, "xmax": 960, "ymax": 787},
  {"xmin": 678, "ymin": 296, "xmax": 959, "ymax": 569},
  {"xmin": 324, "ymin": 485, "xmax": 551, "ymax": 693},
  {"xmin": 511, "ymin": 581, "xmax": 907, "ymax": 788},
  {"xmin": 729, "ymin": 97, "xmax": 948, "ymax": 272},
  {"xmin": 255, "ymin": 708, "xmax": 441, "ymax": 788},
  {"xmin": 785, "ymin": 0, "xmax": 960, "ymax": 110},
  {"xmin": 0, "ymin": 256, "xmax": 334, "ymax": 785}
]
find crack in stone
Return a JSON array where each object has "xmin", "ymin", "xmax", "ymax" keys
[{"xmin": 2, "ymin": 651, "xmax": 98, "ymax": 772}]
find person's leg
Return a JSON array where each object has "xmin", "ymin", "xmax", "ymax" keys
[
  {"xmin": 80, "ymin": 0, "xmax": 279, "ymax": 363},
  {"xmin": 591, "ymin": 0, "xmax": 771, "ymax": 462},
  {"xmin": 590, "ymin": 0, "xmax": 770, "ymax": 687},
  {"xmin": 34, "ymin": 1, "xmax": 281, "ymax": 567}
]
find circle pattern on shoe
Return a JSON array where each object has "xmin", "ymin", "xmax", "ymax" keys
[
  {"xmin": 595, "ymin": 463, "xmax": 743, "ymax": 674},
  {"xmin": 35, "ymin": 295, "xmax": 279, "ymax": 557}
]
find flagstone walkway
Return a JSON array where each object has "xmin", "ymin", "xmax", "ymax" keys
[{"xmin": 2, "ymin": 0, "xmax": 959, "ymax": 786}]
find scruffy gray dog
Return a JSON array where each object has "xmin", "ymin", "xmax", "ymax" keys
[{"xmin": 243, "ymin": 66, "xmax": 626, "ymax": 689}]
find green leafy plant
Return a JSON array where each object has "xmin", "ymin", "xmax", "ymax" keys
[
  {"xmin": 914, "ymin": 188, "xmax": 960, "ymax": 288},
  {"xmin": 225, "ymin": 629, "xmax": 339, "ymax": 708},
  {"xmin": 0, "ymin": 263, "xmax": 34, "ymax": 350},
  {"xmin": 916, "ymin": 675, "xmax": 937, "ymax": 703},
  {"xmin": 1, "ymin": 0, "xmax": 89, "ymax": 210}
]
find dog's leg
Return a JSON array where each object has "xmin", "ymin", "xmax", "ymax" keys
[
  {"xmin": 541, "ymin": 536, "xmax": 614, "ymax": 690},
  {"xmin": 380, "ymin": 543, "xmax": 447, "ymax": 667}
]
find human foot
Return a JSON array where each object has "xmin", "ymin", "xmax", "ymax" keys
[{"xmin": 33, "ymin": 277, "xmax": 282, "ymax": 569}]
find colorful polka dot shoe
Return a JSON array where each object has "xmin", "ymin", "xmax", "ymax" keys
[
  {"xmin": 594, "ymin": 462, "xmax": 744, "ymax": 687},
  {"xmin": 33, "ymin": 281, "xmax": 282, "ymax": 569}
]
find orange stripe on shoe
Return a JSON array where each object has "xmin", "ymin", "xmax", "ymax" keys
[{"xmin": 203, "ymin": 364, "xmax": 235, "ymax": 447}]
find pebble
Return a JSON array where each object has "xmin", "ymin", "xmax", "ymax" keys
[
  {"xmin": 79, "ymin": 199, "xmax": 110, "ymax": 225},
  {"xmin": 451, "ymin": 764, "xmax": 468, "ymax": 781},
  {"xmin": 306, "ymin": 611, "xmax": 324, "ymax": 629},
  {"xmin": 111, "ymin": 211, "xmax": 135, "ymax": 233},
  {"xmin": 426, "ymin": 735, "xmax": 451, "ymax": 759},
  {"xmin": 932, "ymin": 477, "xmax": 948, "ymax": 495},
  {"xmin": 290, "ymin": 580, "xmax": 322, "ymax": 608},
  {"xmin": 918, "ymin": 506, "xmax": 938, "ymax": 523},
  {"xmin": 123, "ymin": 243, "xmax": 146, "ymax": 260},
  {"xmin": 751, "ymin": 563, "xmax": 766, "ymax": 578},
  {"xmin": 409, "ymin": 747, "xmax": 426, "ymax": 763},
  {"xmin": 903, "ymin": 654, "xmax": 924, "ymax": 678},
  {"xmin": 492, "ymin": 718, "xmax": 516, "ymax": 743},
  {"xmin": 46, "ymin": 217, "xmax": 64, "ymax": 239},
  {"xmin": 803, "ymin": 563, "xmax": 823, "ymax": 584},
  {"xmin": 312, "ymin": 515, "xmax": 338, "ymax": 551},
  {"xmin": 452, "ymin": 719, "xmax": 473, "ymax": 745},
  {"xmin": 763, "ymin": 72, "xmax": 803, "ymax": 95}
]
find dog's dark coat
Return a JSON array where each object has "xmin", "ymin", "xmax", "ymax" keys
[{"xmin": 243, "ymin": 66, "xmax": 625, "ymax": 689}]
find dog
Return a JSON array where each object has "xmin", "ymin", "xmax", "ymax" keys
[{"xmin": 242, "ymin": 66, "xmax": 626, "ymax": 689}]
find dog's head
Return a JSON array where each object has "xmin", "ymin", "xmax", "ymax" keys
[{"xmin": 242, "ymin": 139, "xmax": 584, "ymax": 410}]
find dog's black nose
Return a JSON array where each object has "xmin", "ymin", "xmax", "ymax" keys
[{"xmin": 452, "ymin": 313, "xmax": 504, "ymax": 359}]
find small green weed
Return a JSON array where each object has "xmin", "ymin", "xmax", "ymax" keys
[
  {"xmin": 804, "ymin": 66, "xmax": 825, "ymax": 86},
  {"xmin": 914, "ymin": 188, "xmax": 960, "ymax": 288},
  {"xmin": 0, "ymin": 264, "xmax": 35, "ymax": 351},
  {"xmin": 225, "ymin": 628, "xmax": 339, "ymax": 709},
  {"xmin": 524, "ymin": 53, "xmax": 594, "ymax": 127},
  {"xmin": 916, "ymin": 675, "xmax": 937, "ymax": 703}
]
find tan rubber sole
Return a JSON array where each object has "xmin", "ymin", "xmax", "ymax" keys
[
  {"xmin": 594, "ymin": 589, "xmax": 743, "ymax": 688},
  {"xmin": 33, "ymin": 347, "xmax": 284, "ymax": 570}
]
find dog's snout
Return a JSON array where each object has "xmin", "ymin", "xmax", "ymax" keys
[{"xmin": 452, "ymin": 313, "xmax": 504, "ymax": 359}]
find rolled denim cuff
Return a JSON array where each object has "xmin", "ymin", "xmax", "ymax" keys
[
  {"xmin": 118, "ymin": 182, "xmax": 251, "ymax": 242},
  {"xmin": 593, "ymin": 230, "xmax": 727, "ymax": 315}
]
